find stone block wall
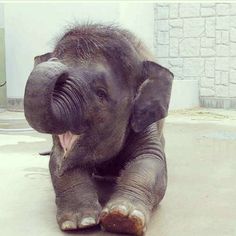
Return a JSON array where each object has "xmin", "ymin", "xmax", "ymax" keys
[{"xmin": 154, "ymin": 3, "xmax": 236, "ymax": 109}]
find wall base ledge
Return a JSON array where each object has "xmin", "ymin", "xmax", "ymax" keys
[{"xmin": 200, "ymin": 97, "xmax": 236, "ymax": 109}]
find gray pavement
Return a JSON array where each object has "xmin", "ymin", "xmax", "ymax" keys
[{"xmin": 0, "ymin": 109, "xmax": 235, "ymax": 236}]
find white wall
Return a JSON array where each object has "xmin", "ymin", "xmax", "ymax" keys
[
  {"xmin": 4, "ymin": 3, "xmax": 154, "ymax": 99},
  {"xmin": 169, "ymin": 80, "xmax": 199, "ymax": 110},
  {"xmin": 4, "ymin": 3, "xmax": 120, "ymax": 99},
  {"xmin": 0, "ymin": 4, "xmax": 4, "ymax": 27},
  {"xmin": 120, "ymin": 2, "xmax": 155, "ymax": 53}
]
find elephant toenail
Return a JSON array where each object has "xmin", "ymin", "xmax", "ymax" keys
[
  {"xmin": 101, "ymin": 208, "xmax": 109, "ymax": 217},
  {"xmin": 61, "ymin": 220, "xmax": 77, "ymax": 230},
  {"xmin": 129, "ymin": 210, "xmax": 145, "ymax": 225},
  {"xmin": 110, "ymin": 205, "xmax": 129, "ymax": 215},
  {"xmin": 80, "ymin": 217, "xmax": 96, "ymax": 227}
]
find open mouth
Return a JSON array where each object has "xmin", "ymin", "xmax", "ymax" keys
[{"xmin": 58, "ymin": 131, "xmax": 80, "ymax": 155}]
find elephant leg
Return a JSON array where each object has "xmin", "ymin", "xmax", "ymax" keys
[
  {"xmin": 49, "ymin": 154, "xmax": 101, "ymax": 231},
  {"xmin": 100, "ymin": 156, "xmax": 167, "ymax": 235}
]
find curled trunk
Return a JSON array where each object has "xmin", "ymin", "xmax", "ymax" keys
[{"xmin": 24, "ymin": 61, "xmax": 70, "ymax": 134}]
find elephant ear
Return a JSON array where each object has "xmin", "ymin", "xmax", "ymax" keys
[
  {"xmin": 131, "ymin": 61, "xmax": 174, "ymax": 133},
  {"xmin": 34, "ymin": 52, "xmax": 53, "ymax": 67}
]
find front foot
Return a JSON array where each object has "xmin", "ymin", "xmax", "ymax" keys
[{"xmin": 100, "ymin": 199, "xmax": 148, "ymax": 235}]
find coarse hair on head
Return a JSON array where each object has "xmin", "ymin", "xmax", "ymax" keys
[{"xmin": 53, "ymin": 23, "xmax": 144, "ymax": 76}]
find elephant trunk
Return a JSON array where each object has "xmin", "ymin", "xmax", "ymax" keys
[{"xmin": 24, "ymin": 61, "xmax": 70, "ymax": 134}]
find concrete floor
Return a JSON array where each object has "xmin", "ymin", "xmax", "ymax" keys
[{"xmin": 0, "ymin": 109, "xmax": 236, "ymax": 236}]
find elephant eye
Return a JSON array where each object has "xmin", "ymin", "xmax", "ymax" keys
[{"xmin": 96, "ymin": 89, "xmax": 108, "ymax": 101}]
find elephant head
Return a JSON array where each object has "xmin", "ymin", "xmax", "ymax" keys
[{"xmin": 24, "ymin": 24, "xmax": 173, "ymax": 170}]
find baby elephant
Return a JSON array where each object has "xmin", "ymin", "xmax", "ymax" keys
[{"xmin": 24, "ymin": 24, "xmax": 173, "ymax": 235}]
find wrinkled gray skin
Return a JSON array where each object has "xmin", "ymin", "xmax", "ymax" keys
[{"xmin": 24, "ymin": 24, "xmax": 173, "ymax": 235}]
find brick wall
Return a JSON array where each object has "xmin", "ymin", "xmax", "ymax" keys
[{"xmin": 154, "ymin": 3, "xmax": 236, "ymax": 109}]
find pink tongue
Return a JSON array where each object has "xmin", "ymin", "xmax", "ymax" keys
[{"xmin": 58, "ymin": 131, "xmax": 78, "ymax": 152}]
